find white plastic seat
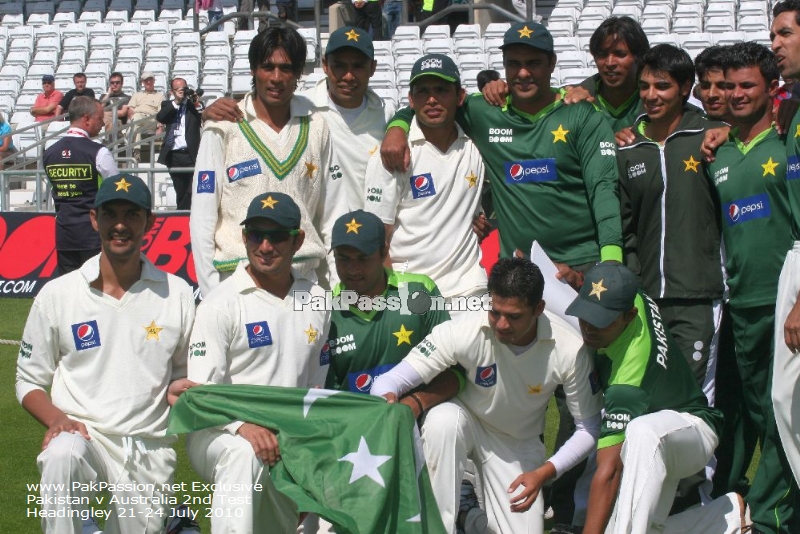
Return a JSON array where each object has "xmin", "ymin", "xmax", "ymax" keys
[
  {"xmin": 548, "ymin": 6, "xmax": 580, "ymax": 25},
  {"xmin": 454, "ymin": 38, "xmax": 484, "ymax": 55},
  {"xmin": 672, "ymin": 16, "xmax": 703, "ymax": 33},
  {"xmin": 746, "ymin": 30, "xmax": 771, "ymax": 46},
  {"xmin": 580, "ymin": 6, "xmax": 612, "ymax": 21},
  {"xmin": 142, "ymin": 21, "xmax": 170, "ymax": 39},
  {"xmin": 202, "ymin": 58, "xmax": 229, "ymax": 77},
  {"xmin": 84, "ymin": 62, "xmax": 110, "ymax": 78},
  {"xmin": 231, "ymin": 58, "xmax": 250, "ymax": 75},
  {"xmin": 10, "ymin": 110, "xmax": 34, "ymax": 127},
  {"xmin": 395, "ymin": 54, "xmax": 419, "ymax": 72},
  {"xmin": 116, "ymin": 22, "xmax": 142, "ymax": 38},
  {"xmin": 738, "ymin": 1, "xmax": 768, "ymax": 18},
  {"xmin": 105, "ymin": 10, "xmax": 129, "ymax": 24},
  {"xmin": 5, "ymin": 50, "xmax": 32, "ymax": 69},
  {"xmin": 547, "ymin": 20, "xmax": 575, "ymax": 38},
  {"xmin": 369, "ymin": 71, "xmax": 395, "ymax": 89},
  {"xmin": 738, "ymin": 15, "xmax": 769, "ymax": 32},
  {"xmin": 422, "ymin": 24, "xmax": 450, "ymax": 41},
  {"xmin": 484, "ymin": 37, "xmax": 504, "ymax": 54},
  {"xmin": 577, "ymin": 18, "xmax": 605, "ymax": 37},
  {"xmin": 423, "ymin": 38, "xmax": 453, "ymax": 55},
  {"xmin": 679, "ymin": 32, "xmax": 714, "ymax": 49},
  {"xmin": 373, "ymin": 88, "xmax": 397, "ymax": 107},
  {"xmin": 484, "ymin": 22, "xmax": 511, "ymax": 39},
  {"xmin": 131, "ymin": 9, "xmax": 156, "ymax": 24},
  {"xmin": 611, "ymin": 5, "xmax": 642, "ymax": 19},
  {"xmin": 35, "ymin": 36, "xmax": 61, "ymax": 55},
  {"xmin": 158, "ymin": 9, "xmax": 184, "ymax": 24},
  {"xmin": 714, "ymin": 30, "xmax": 747, "ymax": 45},
  {"xmin": 27, "ymin": 13, "xmax": 53, "ymax": 27},
  {"xmin": 642, "ymin": 4, "xmax": 673, "ymax": 20},
  {"xmin": 231, "ymin": 74, "xmax": 250, "ymax": 97},
  {"xmin": 205, "ymin": 44, "xmax": 232, "ymax": 62},
  {"xmin": 0, "ymin": 65, "xmax": 26, "ymax": 85},
  {"xmin": 21, "ymin": 78, "xmax": 44, "ymax": 95},
  {"xmin": 453, "ymin": 24, "xmax": 481, "ymax": 41},
  {"xmin": 61, "ymin": 49, "xmax": 87, "ymax": 66},
  {"xmin": 559, "ymin": 50, "xmax": 587, "ymax": 69},
  {"xmin": 457, "ymin": 53, "xmax": 488, "ymax": 70},
  {"xmin": 13, "ymin": 93, "xmax": 37, "ymax": 111},
  {"xmin": 88, "ymin": 23, "xmax": 116, "ymax": 39},
  {"xmin": 392, "ymin": 25, "xmax": 420, "ymax": 42},
  {"xmin": 560, "ymin": 67, "xmax": 595, "ymax": 86},
  {"xmin": 297, "ymin": 27, "xmax": 318, "ymax": 47},
  {"xmin": 705, "ymin": 15, "xmax": 736, "ymax": 34},
  {"xmin": 78, "ymin": 11, "xmax": 103, "ymax": 24},
  {"xmin": 394, "ymin": 40, "xmax": 423, "ymax": 56},
  {"xmin": 641, "ymin": 17, "xmax": 670, "ymax": 35},
  {"xmin": 88, "ymin": 48, "xmax": 115, "ymax": 65},
  {"xmin": 648, "ymin": 34, "xmax": 681, "ymax": 46}
]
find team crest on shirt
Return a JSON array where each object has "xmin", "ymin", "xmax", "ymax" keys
[
  {"xmin": 788, "ymin": 155, "xmax": 800, "ymax": 181},
  {"xmin": 227, "ymin": 159, "xmax": 261, "ymax": 182},
  {"xmin": 724, "ymin": 193, "xmax": 771, "ymax": 226},
  {"xmin": 504, "ymin": 159, "xmax": 557, "ymax": 183},
  {"xmin": 196, "ymin": 170, "xmax": 215, "ymax": 193},
  {"xmin": 71, "ymin": 320, "xmax": 101, "ymax": 351},
  {"xmin": 347, "ymin": 363, "xmax": 397, "ymax": 394},
  {"xmin": 410, "ymin": 173, "xmax": 437, "ymax": 199},
  {"xmin": 246, "ymin": 321, "xmax": 273, "ymax": 348},
  {"xmin": 475, "ymin": 363, "xmax": 497, "ymax": 387}
]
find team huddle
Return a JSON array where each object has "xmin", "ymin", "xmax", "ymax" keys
[{"xmin": 14, "ymin": 2, "xmax": 800, "ymax": 533}]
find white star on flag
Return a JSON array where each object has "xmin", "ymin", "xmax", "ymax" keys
[
  {"xmin": 338, "ymin": 436, "xmax": 392, "ymax": 487},
  {"xmin": 302, "ymin": 389, "xmax": 339, "ymax": 418}
]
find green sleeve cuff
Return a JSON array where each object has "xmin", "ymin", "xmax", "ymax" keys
[
  {"xmin": 386, "ymin": 120, "xmax": 411, "ymax": 134},
  {"xmin": 598, "ymin": 433, "xmax": 625, "ymax": 449},
  {"xmin": 450, "ymin": 367, "xmax": 466, "ymax": 393},
  {"xmin": 600, "ymin": 245, "xmax": 623, "ymax": 263}
]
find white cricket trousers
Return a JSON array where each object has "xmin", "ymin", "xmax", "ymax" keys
[
  {"xmin": 605, "ymin": 410, "xmax": 718, "ymax": 534},
  {"xmin": 37, "ymin": 430, "xmax": 176, "ymax": 534},
  {"xmin": 186, "ymin": 428, "xmax": 298, "ymax": 534},
  {"xmin": 421, "ymin": 401, "xmax": 546, "ymax": 534},
  {"xmin": 773, "ymin": 243, "xmax": 800, "ymax": 487}
]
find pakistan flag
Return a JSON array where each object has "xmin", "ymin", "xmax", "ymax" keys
[{"xmin": 168, "ymin": 384, "xmax": 446, "ymax": 534}]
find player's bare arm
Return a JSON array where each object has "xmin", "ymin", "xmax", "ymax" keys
[
  {"xmin": 507, "ymin": 461, "xmax": 557, "ymax": 513},
  {"xmin": 700, "ymin": 125, "xmax": 731, "ymax": 162},
  {"xmin": 481, "ymin": 79, "xmax": 509, "ymax": 107},
  {"xmin": 380, "ymin": 127, "xmax": 411, "ymax": 173},
  {"xmin": 785, "ymin": 291, "xmax": 800, "ymax": 353},
  {"xmin": 167, "ymin": 377, "xmax": 199, "ymax": 406},
  {"xmin": 583, "ymin": 443, "xmax": 624, "ymax": 534},
  {"xmin": 202, "ymin": 96, "xmax": 243, "ymax": 122},
  {"xmin": 21, "ymin": 389, "xmax": 91, "ymax": 449},
  {"xmin": 472, "ymin": 213, "xmax": 493, "ymax": 243},
  {"xmin": 554, "ymin": 262, "xmax": 584, "ymax": 291},
  {"xmin": 237, "ymin": 422, "xmax": 282, "ymax": 466},
  {"xmin": 398, "ymin": 368, "xmax": 461, "ymax": 419}
]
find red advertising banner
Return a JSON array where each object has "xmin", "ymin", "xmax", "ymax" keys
[
  {"xmin": 0, "ymin": 212, "xmax": 500, "ymax": 299},
  {"xmin": 0, "ymin": 212, "xmax": 198, "ymax": 298}
]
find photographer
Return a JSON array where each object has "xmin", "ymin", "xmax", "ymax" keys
[{"xmin": 157, "ymin": 77, "xmax": 204, "ymax": 210}]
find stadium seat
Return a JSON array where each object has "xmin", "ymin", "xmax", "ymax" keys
[
  {"xmin": 553, "ymin": 36, "xmax": 580, "ymax": 53},
  {"xmin": 706, "ymin": 16, "xmax": 737, "ymax": 33},
  {"xmin": 547, "ymin": 20, "xmax": 575, "ymax": 38},
  {"xmin": 484, "ymin": 22, "xmax": 511, "ymax": 39},
  {"xmin": 714, "ymin": 30, "xmax": 747, "ymax": 45},
  {"xmin": 392, "ymin": 25, "xmax": 420, "ymax": 42},
  {"xmin": 423, "ymin": 38, "xmax": 454, "ymax": 55},
  {"xmin": 672, "ymin": 16, "xmax": 703, "ymax": 33},
  {"xmin": 679, "ymin": 32, "xmax": 714, "ymax": 49}
]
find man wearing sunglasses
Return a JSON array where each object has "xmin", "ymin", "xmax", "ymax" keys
[
  {"xmin": 184, "ymin": 191, "xmax": 330, "ymax": 534},
  {"xmin": 99, "ymin": 72, "xmax": 130, "ymax": 133}
]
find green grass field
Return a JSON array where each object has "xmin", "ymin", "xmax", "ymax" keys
[{"xmin": 0, "ymin": 297, "xmax": 759, "ymax": 533}]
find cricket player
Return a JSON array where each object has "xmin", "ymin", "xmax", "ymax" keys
[
  {"xmin": 201, "ymin": 26, "xmax": 395, "ymax": 286},
  {"xmin": 706, "ymin": 41, "xmax": 799, "ymax": 534},
  {"xmin": 185, "ymin": 192, "xmax": 330, "ymax": 534},
  {"xmin": 324, "ymin": 209, "xmax": 453, "ymax": 395},
  {"xmin": 372, "ymin": 257, "xmax": 603, "ymax": 534},
  {"xmin": 363, "ymin": 54, "xmax": 487, "ymax": 310},
  {"xmin": 16, "ymin": 174, "xmax": 195, "ymax": 534},
  {"xmin": 381, "ymin": 21, "xmax": 624, "ymax": 290},
  {"xmin": 771, "ymin": 0, "xmax": 800, "ymax": 492},
  {"xmin": 190, "ymin": 27, "xmax": 332, "ymax": 297},
  {"xmin": 567, "ymin": 263, "xmax": 749, "ymax": 534}
]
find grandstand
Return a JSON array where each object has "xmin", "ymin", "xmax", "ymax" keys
[{"xmin": 0, "ymin": 0, "xmax": 781, "ymax": 211}]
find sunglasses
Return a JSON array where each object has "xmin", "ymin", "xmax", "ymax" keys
[
  {"xmin": 244, "ymin": 227, "xmax": 299, "ymax": 245},
  {"xmin": 110, "ymin": 80, "xmax": 122, "ymax": 85}
]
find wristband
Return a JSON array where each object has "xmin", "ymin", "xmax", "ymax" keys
[{"xmin": 408, "ymin": 393, "xmax": 425, "ymax": 417}]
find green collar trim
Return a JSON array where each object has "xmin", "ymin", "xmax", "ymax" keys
[
  {"xmin": 504, "ymin": 88, "xmax": 564, "ymax": 123},
  {"xmin": 237, "ymin": 117, "xmax": 309, "ymax": 180},
  {"xmin": 596, "ymin": 88, "xmax": 639, "ymax": 117},
  {"xmin": 331, "ymin": 268, "xmax": 394, "ymax": 321},
  {"xmin": 732, "ymin": 124, "xmax": 775, "ymax": 155}
]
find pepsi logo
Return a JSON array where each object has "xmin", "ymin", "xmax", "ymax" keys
[
  {"xmin": 479, "ymin": 366, "xmax": 495, "ymax": 381},
  {"xmin": 414, "ymin": 175, "xmax": 430, "ymax": 191},
  {"xmin": 252, "ymin": 324, "xmax": 264, "ymax": 336},
  {"xmin": 355, "ymin": 373, "xmax": 373, "ymax": 392},
  {"xmin": 728, "ymin": 203, "xmax": 740, "ymax": 222},
  {"xmin": 322, "ymin": 342, "xmax": 330, "ymax": 352},
  {"xmin": 201, "ymin": 173, "xmax": 211, "ymax": 183},
  {"xmin": 509, "ymin": 163, "xmax": 524, "ymax": 181},
  {"xmin": 228, "ymin": 167, "xmax": 239, "ymax": 180},
  {"xmin": 76, "ymin": 323, "xmax": 95, "ymax": 341}
]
